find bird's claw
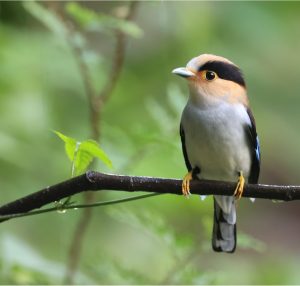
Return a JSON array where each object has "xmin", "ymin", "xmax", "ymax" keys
[
  {"xmin": 234, "ymin": 171, "xmax": 245, "ymax": 200},
  {"xmin": 182, "ymin": 171, "xmax": 193, "ymax": 197}
]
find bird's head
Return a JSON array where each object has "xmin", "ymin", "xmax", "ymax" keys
[{"xmin": 172, "ymin": 54, "xmax": 248, "ymax": 107}]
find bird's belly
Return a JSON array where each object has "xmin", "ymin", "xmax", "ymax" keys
[{"xmin": 182, "ymin": 104, "xmax": 251, "ymax": 182}]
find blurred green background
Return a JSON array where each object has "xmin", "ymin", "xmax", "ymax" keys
[{"xmin": 1, "ymin": 1, "xmax": 300, "ymax": 284}]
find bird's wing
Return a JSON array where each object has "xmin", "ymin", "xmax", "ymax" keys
[
  {"xmin": 180, "ymin": 124, "xmax": 192, "ymax": 172},
  {"xmin": 244, "ymin": 108, "xmax": 261, "ymax": 184}
]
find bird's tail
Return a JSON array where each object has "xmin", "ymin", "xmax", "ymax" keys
[{"xmin": 212, "ymin": 196, "xmax": 236, "ymax": 253}]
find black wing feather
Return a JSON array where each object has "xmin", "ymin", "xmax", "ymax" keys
[
  {"xmin": 244, "ymin": 108, "xmax": 261, "ymax": 184},
  {"xmin": 180, "ymin": 124, "xmax": 192, "ymax": 172}
]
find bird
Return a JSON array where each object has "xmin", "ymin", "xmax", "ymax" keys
[{"xmin": 172, "ymin": 54, "xmax": 260, "ymax": 253}]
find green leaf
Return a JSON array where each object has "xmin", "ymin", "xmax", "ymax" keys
[
  {"xmin": 54, "ymin": 131, "xmax": 113, "ymax": 176},
  {"xmin": 65, "ymin": 2, "xmax": 143, "ymax": 38},
  {"xmin": 80, "ymin": 139, "xmax": 113, "ymax": 169},
  {"xmin": 73, "ymin": 142, "xmax": 93, "ymax": 175},
  {"xmin": 53, "ymin": 131, "xmax": 77, "ymax": 162}
]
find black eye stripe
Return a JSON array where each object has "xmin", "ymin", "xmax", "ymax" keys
[{"xmin": 198, "ymin": 61, "xmax": 246, "ymax": 87}]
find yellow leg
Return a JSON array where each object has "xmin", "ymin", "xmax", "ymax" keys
[
  {"xmin": 182, "ymin": 171, "xmax": 193, "ymax": 197},
  {"xmin": 234, "ymin": 171, "xmax": 245, "ymax": 200}
]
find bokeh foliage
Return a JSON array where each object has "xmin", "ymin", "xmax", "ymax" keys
[{"xmin": 1, "ymin": 1, "xmax": 300, "ymax": 284}]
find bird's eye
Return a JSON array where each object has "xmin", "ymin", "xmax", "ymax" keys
[{"xmin": 205, "ymin": 71, "xmax": 217, "ymax": 81}]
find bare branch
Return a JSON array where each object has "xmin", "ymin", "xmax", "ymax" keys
[{"xmin": 0, "ymin": 171, "xmax": 299, "ymax": 223}]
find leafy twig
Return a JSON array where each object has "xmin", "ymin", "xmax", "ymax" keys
[
  {"xmin": 57, "ymin": 2, "xmax": 140, "ymax": 283},
  {"xmin": 23, "ymin": 1, "xmax": 140, "ymax": 283}
]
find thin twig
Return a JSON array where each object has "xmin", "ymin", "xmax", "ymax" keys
[
  {"xmin": 56, "ymin": 7, "xmax": 100, "ymax": 283},
  {"xmin": 61, "ymin": 2, "xmax": 139, "ymax": 283},
  {"xmin": 0, "ymin": 193, "xmax": 160, "ymax": 221},
  {"xmin": 30, "ymin": 2, "xmax": 140, "ymax": 284},
  {"xmin": 1, "ymin": 171, "xmax": 300, "ymax": 223}
]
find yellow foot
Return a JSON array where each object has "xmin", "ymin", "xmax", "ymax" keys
[
  {"xmin": 234, "ymin": 171, "xmax": 245, "ymax": 200},
  {"xmin": 182, "ymin": 171, "xmax": 193, "ymax": 197}
]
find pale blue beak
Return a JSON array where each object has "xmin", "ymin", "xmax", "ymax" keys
[{"xmin": 172, "ymin": 67, "xmax": 195, "ymax": 78}]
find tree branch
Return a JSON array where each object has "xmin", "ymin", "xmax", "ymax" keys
[{"xmin": 0, "ymin": 171, "xmax": 299, "ymax": 223}]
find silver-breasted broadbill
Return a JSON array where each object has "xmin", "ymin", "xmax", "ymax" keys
[{"xmin": 173, "ymin": 54, "xmax": 261, "ymax": 253}]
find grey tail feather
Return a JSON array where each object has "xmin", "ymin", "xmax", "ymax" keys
[{"xmin": 212, "ymin": 198, "xmax": 236, "ymax": 253}]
